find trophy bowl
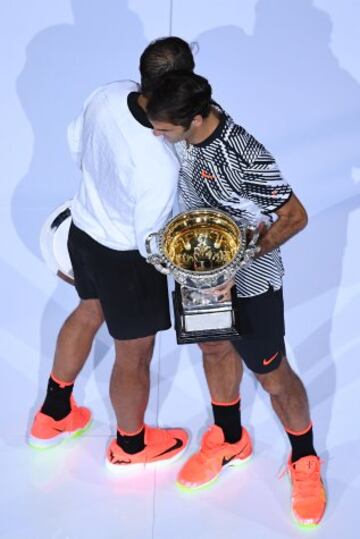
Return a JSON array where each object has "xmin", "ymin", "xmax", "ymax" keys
[
  {"xmin": 146, "ymin": 208, "xmax": 259, "ymax": 344},
  {"xmin": 146, "ymin": 208, "xmax": 254, "ymax": 291}
]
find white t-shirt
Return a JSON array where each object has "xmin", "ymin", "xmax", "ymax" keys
[{"xmin": 68, "ymin": 80, "xmax": 179, "ymax": 258}]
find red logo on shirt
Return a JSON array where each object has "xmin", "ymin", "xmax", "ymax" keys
[{"xmin": 201, "ymin": 169, "xmax": 216, "ymax": 180}]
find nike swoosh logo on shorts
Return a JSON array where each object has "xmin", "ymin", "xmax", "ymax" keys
[
  {"xmin": 154, "ymin": 438, "xmax": 183, "ymax": 457},
  {"xmin": 262, "ymin": 351, "xmax": 279, "ymax": 366}
]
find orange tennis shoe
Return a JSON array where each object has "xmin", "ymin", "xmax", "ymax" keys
[
  {"xmin": 106, "ymin": 425, "xmax": 189, "ymax": 472},
  {"xmin": 288, "ymin": 455, "xmax": 326, "ymax": 527},
  {"xmin": 28, "ymin": 397, "xmax": 92, "ymax": 449},
  {"xmin": 177, "ymin": 425, "xmax": 252, "ymax": 490}
]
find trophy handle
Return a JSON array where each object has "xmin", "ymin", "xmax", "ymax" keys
[
  {"xmin": 239, "ymin": 224, "xmax": 261, "ymax": 267},
  {"xmin": 145, "ymin": 232, "xmax": 171, "ymax": 275},
  {"xmin": 246, "ymin": 225, "xmax": 260, "ymax": 250}
]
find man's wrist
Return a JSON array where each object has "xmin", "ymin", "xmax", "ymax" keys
[{"xmin": 255, "ymin": 237, "xmax": 277, "ymax": 258}]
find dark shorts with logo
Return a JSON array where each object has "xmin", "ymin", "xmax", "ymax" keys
[
  {"xmin": 67, "ymin": 222, "xmax": 171, "ymax": 340},
  {"xmin": 232, "ymin": 286, "xmax": 286, "ymax": 374}
]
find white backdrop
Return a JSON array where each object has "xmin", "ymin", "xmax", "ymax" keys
[{"xmin": 1, "ymin": 1, "xmax": 360, "ymax": 538}]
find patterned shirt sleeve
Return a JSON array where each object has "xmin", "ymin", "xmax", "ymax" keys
[{"xmin": 241, "ymin": 137, "xmax": 293, "ymax": 214}]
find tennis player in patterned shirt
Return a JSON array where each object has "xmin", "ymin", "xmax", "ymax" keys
[{"xmin": 146, "ymin": 70, "xmax": 326, "ymax": 528}]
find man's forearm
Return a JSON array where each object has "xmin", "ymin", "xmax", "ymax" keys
[{"xmin": 256, "ymin": 215, "xmax": 307, "ymax": 258}]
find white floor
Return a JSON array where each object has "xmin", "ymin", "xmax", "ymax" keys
[{"xmin": 2, "ymin": 205, "xmax": 360, "ymax": 538}]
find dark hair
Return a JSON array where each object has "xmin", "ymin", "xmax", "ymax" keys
[
  {"xmin": 146, "ymin": 71, "xmax": 212, "ymax": 129},
  {"xmin": 140, "ymin": 37, "xmax": 195, "ymax": 96}
]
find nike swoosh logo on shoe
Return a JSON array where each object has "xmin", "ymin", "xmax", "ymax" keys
[
  {"xmin": 222, "ymin": 454, "xmax": 238, "ymax": 466},
  {"xmin": 109, "ymin": 450, "xmax": 132, "ymax": 465},
  {"xmin": 222, "ymin": 442, "xmax": 250, "ymax": 466},
  {"xmin": 153, "ymin": 438, "xmax": 183, "ymax": 458}
]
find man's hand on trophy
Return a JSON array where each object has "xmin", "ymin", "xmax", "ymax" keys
[
  {"xmin": 209, "ymin": 278, "xmax": 235, "ymax": 302},
  {"xmin": 245, "ymin": 222, "xmax": 269, "ymax": 260},
  {"xmin": 253, "ymin": 222, "xmax": 268, "ymax": 258}
]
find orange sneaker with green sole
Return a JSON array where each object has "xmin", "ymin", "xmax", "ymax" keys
[
  {"xmin": 106, "ymin": 425, "xmax": 189, "ymax": 472},
  {"xmin": 28, "ymin": 397, "xmax": 92, "ymax": 449},
  {"xmin": 177, "ymin": 425, "xmax": 252, "ymax": 490},
  {"xmin": 288, "ymin": 455, "xmax": 326, "ymax": 527}
]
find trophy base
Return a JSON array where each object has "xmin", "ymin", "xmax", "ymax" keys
[{"xmin": 172, "ymin": 287, "xmax": 241, "ymax": 344}]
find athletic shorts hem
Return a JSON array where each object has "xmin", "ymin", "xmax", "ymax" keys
[{"xmin": 108, "ymin": 322, "xmax": 172, "ymax": 341}]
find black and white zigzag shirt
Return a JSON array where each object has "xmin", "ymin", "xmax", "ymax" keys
[{"xmin": 175, "ymin": 110, "xmax": 293, "ymax": 297}]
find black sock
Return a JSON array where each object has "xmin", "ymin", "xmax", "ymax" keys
[
  {"xmin": 117, "ymin": 427, "xmax": 146, "ymax": 454},
  {"xmin": 40, "ymin": 376, "xmax": 74, "ymax": 420},
  {"xmin": 212, "ymin": 398, "xmax": 242, "ymax": 444},
  {"xmin": 286, "ymin": 424, "xmax": 317, "ymax": 463}
]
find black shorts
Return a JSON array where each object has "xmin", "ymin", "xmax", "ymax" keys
[
  {"xmin": 67, "ymin": 223, "xmax": 171, "ymax": 340},
  {"xmin": 232, "ymin": 286, "xmax": 286, "ymax": 374}
]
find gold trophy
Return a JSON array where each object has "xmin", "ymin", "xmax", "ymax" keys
[{"xmin": 145, "ymin": 208, "xmax": 259, "ymax": 344}]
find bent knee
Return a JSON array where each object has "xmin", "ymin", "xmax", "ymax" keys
[
  {"xmin": 198, "ymin": 340, "xmax": 233, "ymax": 358},
  {"xmin": 115, "ymin": 335, "xmax": 155, "ymax": 366},
  {"xmin": 75, "ymin": 299, "xmax": 104, "ymax": 329},
  {"xmin": 257, "ymin": 374, "xmax": 284, "ymax": 395},
  {"xmin": 256, "ymin": 358, "xmax": 293, "ymax": 395}
]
